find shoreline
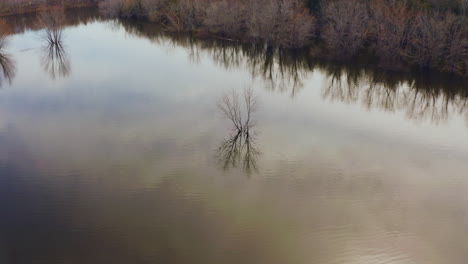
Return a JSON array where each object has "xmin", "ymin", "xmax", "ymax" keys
[{"xmin": 1, "ymin": 1, "xmax": 466, "ymax": 79}]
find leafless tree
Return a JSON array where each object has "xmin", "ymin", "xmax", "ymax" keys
[
  {"xmin": 39, "ymin": 6, "xmax": 71, "ymax": 79},
  {"xmin": 321, "ymin": 64, "xmax": 468, "ymax": 124},
  {"xmin": 0, "ymin": 19, "xmax": 15, "ymax": 87},
  {"xmin": 369, "ymin": 0, "xmax": 413, "ymax": 70},
  {"xmin": 405, "ymin": 12, "xmax": 467, "ymax": 76},
  {"xmin": 218, "ymin": 89, "xmax": 244, "ymax": 131},
  {"xmin": 41, "ymin": 37, "xmax": 71, "ymax": 79},
  {"xmin": 245, "ymin": 0, "xmax": 314, "ymax": 48},
  {"xmin": 218, "ymin": 87, "xmax": 257, "ymax": 132},
  {"xmin": 0, "ymin": 38, "xmax": 7, "ymax": 52},
  {"xmin": 99, "ymin": 0, "xmax": 122, "ymax": 17},
  {"xmin": 0, "ymin": 48, "xmax": 16, "ymax": 88},
  {"xmin": 217, "ymin": 129, "xmax": 260, "ymax": 175},
  {"xmin": 321, "ymin": 0, "xmax": 370, "ymax": 60},
  {"xmin": 204, "ymin": 0, "xmax": 245, "ymax": 37},
  {"xmin": 217, "ymin": 87, "xmax": 260, "ymax": 175}
]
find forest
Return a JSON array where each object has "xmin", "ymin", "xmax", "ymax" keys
[{"xmin": 0, "ymin": 0, "xmax": 467, "ymax": 77}]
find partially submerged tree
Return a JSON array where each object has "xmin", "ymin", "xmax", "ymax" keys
[
  {"xmin": 39, "ymin": 6, "xmax": 71, "ymax": 79},
  {"xmin": 217, "ymin": 87, "xmax": 260, "ymax": 175},
  {"xmin": 0, "ymin": 19, "xmax": 15, "ymax": 87}
]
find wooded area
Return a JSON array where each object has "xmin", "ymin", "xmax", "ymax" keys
[{"xmin": 0, "ymin": 0, "xmax": 466, "ymax": 76}]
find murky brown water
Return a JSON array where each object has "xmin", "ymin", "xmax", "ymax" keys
[{"xmin": 0, "ymin": 9, "xmax": 467, "ymax": 264}]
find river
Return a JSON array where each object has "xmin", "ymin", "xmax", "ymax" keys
[{"xmin": 0, "ymin": 9, "xmax": 467, "ymax": 264}]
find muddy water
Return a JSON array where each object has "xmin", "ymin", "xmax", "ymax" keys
[{"xmin": 0, "ymin": 11, "xmax": 467, "ymax": 264}]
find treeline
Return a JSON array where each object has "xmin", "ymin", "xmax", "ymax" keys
[
  {"xmin": 0, "ymin": 0, "xmax": 100, "ymax": 16},
  {"xmin": 0, "ymin": 0, "xmax": 466, "ymax": 77},
  {"xmin": 112, "ymin": 18, "xmax": 468, "ymax": 124},
  {"xmin": 98, "ymin": 0, "xmax": 467, "ymax": 77},
  {"xmin": 320, "ymin": 0, "xmax": 467, "ymax": 76},
  {"xmin": 100, "ymin": 0, "xmax": 315, "ymax": 48}
]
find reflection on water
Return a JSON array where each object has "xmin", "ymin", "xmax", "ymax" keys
[
  {"xmin": 41, "ymin": 29, "xmax": 70, "ymax": 80},
  {"xmin": 116, "ymin": 19, "xmax": 468, "ymax": 124},
  {"xmin": 39, "ymin": 7, "xmax": 71, "ymax": 80},
  {"xmin": 217, "ymin": 88, "xmax": 260, "ymax": 175},
  {"xmin": 1, "ymin": 9, "xmax": 468, "ymax": 264},
  {"xmin": 322, "ymin": 66, "xmax": 468, "ymax": 124},
  {"xmin": 2, "ymin": 9, "xmax": 466, "ymax": 123},
  {"xmin": 0, "ymin": 47, "xmax": 15, "ymax": 87},
  {"xmin": 0, "ymin": 29, "xmax": 15, "ymax": 87}
]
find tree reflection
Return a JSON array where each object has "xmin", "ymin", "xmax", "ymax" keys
[
  {"xmin": 116, "ymin": 19, "xmax": 310, "ymax": 96},
  {"xmin": 70, "ymin": 18, "xmax": 468, "ymax": 125},
  {"xmin": 39, "ymin": 7, "xmax": 71, "ymax": 80},
  {"xmin": 7, "ymin": 13, "xmax": 464, "ymax": 125},
  {"xmin": 0, "ymin": 19, "xmax": 16, "ymax": 87},
  {"xmin": 0, "ymin": 40, "xmax": 16, "ymax": 88},
  {"xmin": 321, "ymin": 64, "xmax": 468, "ymax": 124},
  {"xmin": 217, "ymin": 88, "xmax": 260, "ymax": 176}
]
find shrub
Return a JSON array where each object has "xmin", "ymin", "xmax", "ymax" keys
[{"xmin": 321, "ymin": 0, "xmax": 370, "ymax": 59}]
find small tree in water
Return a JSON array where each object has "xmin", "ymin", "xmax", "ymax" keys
[
  {"xmin": 39, "ymin": 6, "xmax": 71, "ymax": 79},
  {"xmin": 217, "ymin": 87, "xmax": 260, "ymax": 175},
  {"xmin": 0, "ymin": 19, "xmax": 15, "ymax": 87}
]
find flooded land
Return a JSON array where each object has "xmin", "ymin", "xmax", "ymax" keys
[{"xmin": 0, "ymin": 9, "xmax": 468, "ymax": 264}]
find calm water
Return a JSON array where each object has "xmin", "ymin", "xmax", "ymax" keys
[{"xmin": 1, "ymin": 10, "xmax": 468, "ymax": 264}]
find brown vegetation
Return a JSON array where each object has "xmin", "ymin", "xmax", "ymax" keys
[
  {"xmin": 0, "ymin": 0, "xmax": 99, "ymax": 16},
  {"xmin": 99, "ymin": 0, "xmax": 315, "ymax": 48},
  {"xmin": 99, "ymin": 0, "xmax": 466, "ymax": 76},
  {"xmin": 320, "ymin": 0, "xmax": 467, "ymax": 76},
  {"xmin": 39, "ymin": 6, "xmax": 71, "ymax": 79},
  {"xmin": 405, "ymin": 12, "xmax": 467, "ymax": 76},
  {"xmin": 0, "ymin": 0, "xmax": 466, "ymax": 77},
  {"xmin": 321, "ymin": 0, "xmax": 370, "ymax": 60},
  {"xmin": 0, "ymin": 19, "xmax": 10, "ymax": 48},
  {"xmin": 0, "ymin": 19, "xmax": 16, "ymax": 87},
  {"xmin": 217, "ymin": 87, "xmax": 260, "ymax": 175}
]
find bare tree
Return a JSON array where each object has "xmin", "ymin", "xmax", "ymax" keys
[
  {"xmin": 99, "ymin": 0, "xmax": 123, "ymax": 17},
  {"xmin": 218, "ymin": 89, "xmax": 244, "ymax": 131},
  {"xmin": 204, "ymin": 0, "xmax": 245, "ymax": 37},
  {"xmin": 245, "ymin": 0, "xmax": 314, "ymax": 48},
  {"xmin": 0, "ymin": 19, "xmax": 9, "ymax": 50},
  {"xmin": 217, "ymin": 129, "xmax": 260, "ymax": 175},
  {"xmin": 321, "ymin": 63, "xmax": 468, "ymax": 124},
  {"xmin": 369, "ymin": 0, "xmax": 413, "ymax": 70},
  {"xmin": 0, "ymin": 49, "xmax": 16, "ymax": 88},
  {"xmin": 0, "ymin": 19, "xmax": 15, "ymax": 87},
  {"xmin": 321, "ymin": 0, "xmax": 370, "ymax": 60},
  {"xmin": 41, "ymin": 37, "xmax": 70, "ymax": 79},
  {"xmin": 39, "ymin": 6, "xmax": 71, "ymax": 79},
  {"xmin": 405, "ymin": 11, "xmax": 467, "ymax": 76},
  {"xmin": 217, "ymin": 87, "xmax": 260, "ymax": 175}
]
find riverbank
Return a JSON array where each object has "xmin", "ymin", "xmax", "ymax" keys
[
  {"xmin": 1, "ymin": 0, "xmax": 466, "ymax": 78},
  {"xmin": 0, "ymin": 1, "xmax": 100, "ymax": 16},
  {"xmin": 98, "ymin": 0, "xmax": 467, "ymax": 78}
]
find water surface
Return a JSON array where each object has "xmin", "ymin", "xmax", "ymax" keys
[{"xmin": 0, "ymin": 10, "xmax": 468, "ymax": 264}]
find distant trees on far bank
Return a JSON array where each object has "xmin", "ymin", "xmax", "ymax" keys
[
  {"xmin": 320, "ymin": 0, "xmax": 467, "ymax": 76},
  {"xmin": 100, "ymin": 0, "xmax": 316, "ymax": 48},
  {"xmin": 0, "ymin": 0, "xmax": 466, "ymax": 77},
  {"xmin": 98, "ymin": 0, "xmax": 467, "ymax": 76},
  {"xmin": 0, "ymin": 0, "xmax": 100, "ymax": 16}
]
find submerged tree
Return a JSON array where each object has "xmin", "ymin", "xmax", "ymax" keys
[
  {"xmin": 0, "ymin": 19, "xmax": 15, "ymax": 87},
  {"xmin": 217, "ymin": 87, "xmax": 260, "ymax": 176},
  {"xmin": 39, "ymin": 6, "xmax": 71, "ymax": 79}
]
